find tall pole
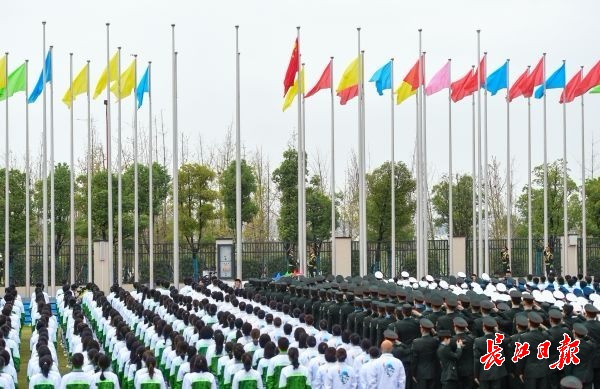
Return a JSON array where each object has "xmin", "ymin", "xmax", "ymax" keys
[
  {"xmin": 390, "ymin": 58, "xmax": 396, "ymax": 278},
  {"xmin": 543, "ymin": 53, "xmax": 548, "ymax": 248},
  {"xmin": 416, "ymin": 29, "xmax": 423, "ymax": 278},
  {"xmin": 527, "ymin": 66, "xmax": 533, "ymax": 275},
  {"xmin": 69, "ymin": 53, "xmax": 75, "ymax": 284},
  {"xmin": 106, "ymin": 23, "xmax": 114, "ymax": 285},
  {"xmin": 448, "ymin": 59, "xmax": 454, "ymax": 271},
  {"xmin": 49, "ymin": 46, "xmax": 55, "ymax": 294},
  {"xmin": 148, "ymin": 62, "xmax": 154, "ymax": 286},
  {"xmin": 301, "ymin": 66, "xmax": 307, "ymax": 275},
  {"xmin": 42, "ymin": 22, "xmax": 48, "ymax": 289},
  {"xmin": 296, "ymin": 27, "xmax": 306, "ymax": 275},
  {"xmin": 25, "ymin": 59, "xmax": 30, "ymax": 294},
  {"xmin": 421, "ymin": 49, "xmax": 429, "ymax": 276},
  {"xmin": 117, "ymin": 46, "xmax": 123, "ymax": 286},
  {"xmin": 329, "ymin": 57, "xmax": 336, "ymax": 275},
  {"xmin": 476, "ymin": 30, "xmax": 483, "ymax": 275},
  {"xmin": 561, "ymin": 59, "xmax": 568, "ymax": 273},
  {"xmin": 87, "ymin": 60, "xmax": 92, "ymax": 282},
  {"xmin": 172, "ymin": 24, "xmax": 179, "ymax": 287},
  {"xmin": 3, "ymin": 52, "xmax": 8, "ymax": 288},
  {"xmin": 133, "ymin": 55, "xmax": 139, "ymax": 284},
  {"xmin": 471, "ymin": 66, "xmax": 477, "ymax": 275},
  {"xmin": 357, "ymin": 28, "xmax": 367, "ymax": 276},
  {"xmin": 483, "ymin": 52, "xmax": 489, "ymax": 273},
  {"xmin": 506, "ymin": 60, "xmax": 512, "ymax": 270},
  {"xmin": 580, "ymin": 67, "xmax": 587, "ymax": 276},
  {"xmin": 235, "ymin": 26, "xmax": 243, "ymax": 279}
]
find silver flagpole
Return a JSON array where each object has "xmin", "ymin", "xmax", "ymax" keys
[
  {"xmin": 133, "ymin": 55, "xmax": 139, "ymax": 284},
  {"xmin": 235, "ymin": 26, "xmax": 242, "ymax": 279},
  {"xmin": 69, "ymin": 53, "xmax": 75, "ymax": 284},
  {"xmin": 301, "ymin": 65, "xmax": 307, "ymax": 275},
  {"xmin": 580, "ymin": 67, "xmax": 587, "ymax": 276},
  {"xmin": 416, "ymin": 29, "xmax": 423, "ymax": 278},
  {"xmin": 448, "ymin": 59, "xmax": 454, "ymax": 271},
  {"xmin": 471, "ymin": 66, "xmax": 477, "ymax": 275},
  {"xmin": 390, "ymin": 58, "xmax": 396, "ymax": 278},
  {"xmin": 358, "ymin": 32, "xmax": 367, "ymax": 276},
  {"xmin": 483, "ymin": 52, "xmax": 489, "ymax": 273},
  {"xmin": 329, "ymin": 57, "xmax": 336, "ymax": 275},
  {"xmin": 148, "ymin": 62, "xmax": 154, "ymax": 286},
  {"xmin": 117, "ymin": 46, "xmax": 123, "ymax": 286},
  {"xmin": 87, "ymin": 60, "xmax": 92, "ymax": 282},
  {"xmin": 3, "ymin": 52, "xmax": 8, "ymax": 288},
  {"xmin": 561, "ymin": 60, "xmax": 568, "ymax": 273},
  {"xmin": 25, "ymin": 59, "xmax": 30, "ymax": 295},
  {"xmin": 421, "ymin": 51, "xmax": 429, "ymax": 276},
  {"xmin": 527, "ymin": 66, "xmax": 532, "ymax": 275},
  {"xmin": 49, "ymin": 46, "xmax": 56, "ymax": 294},
  {"xmin": 543, "ymin": 53, "xmax": 548, "ymax": 249},
  {"xmin": 42, "ymin": 22, "xmax": 48, "ymax": 289},
  {"xmin": 106, "ymin": 23, "xmax": 114, "ymax": 285},
  {"xmin": 172, "ymin": 24, "xmax": 179, "ymax": 287},
  {"xmin": 296, "ymin": 27, "xmax": 306, "ymax": 275},
  {"xmin": 476, "ymin": 31, "xmax": 483, "ymax": 275},
  {"xmin": 506, "ymin": 60, "xmax": 512, "ymax": 270}
]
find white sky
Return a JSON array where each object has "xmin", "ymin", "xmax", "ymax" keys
[{"xmin": 3, "ymin": 0, "xmax": 600, "ymax": 194}]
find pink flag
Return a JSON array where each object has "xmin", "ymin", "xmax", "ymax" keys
[{"xmin": 425, "ymin": 61, "xmax": 451, "ymax": 96}]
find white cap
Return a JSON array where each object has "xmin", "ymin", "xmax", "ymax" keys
[
  {"xmin": 496, "ymin": 283, "xmax": 507, "ymax": 293},
  {"xmin": 428, "ymin": 283, "xmax": 437, "ymax": 290},
  {"xmin": 481, "ymin": 273, "xmax": 490, "ymax": 281},
  {"xmin": 555, "ymin": 300, "xmax": 565, "ymax": 309},
  {"xmin": 589, "ymin": 293, "xmax": 600, "ymax": 302},
  {"xmin": 461, "ymin": 283, "xmax": 468, "ymax": 290},
  {"xmin": 375, "ymin": 271, "xmax": 383, "ymax": 280},
  {"xmin": 409, "ymin": 277, "xmax": 417, "ymax": 283},
  {"xmin": 412, "ymin": 282, "xmax": 419, "ymax": 289},
  {"xmin": 566, "ymin": 293, "xmax": 577, "ymax": 302},
  {"xmin": 439, "ymin": 280, "xmax": 449, "ymax": 289},
  {"xmin": 426, "ymin": 275, "xmax": 434, "ymax": 282},
  {"xmin": 553, "ymin": 291, "xmax": 565, "ymax": 300},
  {"xmin": 419, "ymin": 280, "xmax": 428, "ymax": 288},
  {"xmin": 401, "ymin": 271, "xmax": 409, "ymax": 278},
  {"xmin": 457, "ymin": 272, "xmax": 466, "ymax": 278}
]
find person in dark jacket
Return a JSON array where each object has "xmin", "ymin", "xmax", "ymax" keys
[
  {"xmin": 516, "ymin": 312, "xmax": 550, "ymax": 389},
  {"xmin": 564, "ymin": 323, "xmax": 595, "ymax": 389},
  {"xmin": 411, "ymin": 318, "xmax": 440, "ymax": 389},
  {"xmin": 437, "ymin": 329, "xmax": 463, "ymax": 389},
  {"xmin": 473, "ymin": 317, "xmax": 508, "ymax": 389},
  {"xmin": 451, "ymin": 317, "xmax": 475, "ymax": 389},
  {"xmin": 582, "ymin": 304, "xmax": 600, "ymax": 389}
]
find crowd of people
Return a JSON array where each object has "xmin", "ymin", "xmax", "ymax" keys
[{"xmin": 14, "ymin": 269, "xmax": 600, "ymax": 388}]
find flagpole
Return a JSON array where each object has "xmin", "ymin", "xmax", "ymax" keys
[
  {"xmin": 448, "ymin": 59, "xmax": 454, "ymax": 272},
  {"xmin": 106, "ymin": 22, "xmax": 114, "ymax": 286},
  {"xmin": 3, "ymin": 52, "xmax": 8, "ymax": 288},
  {"xmin": 235, "ymin": 25, "xmax": 243, "ymax": 279},
  {"xmin": 560, "ymin": 59, "xmax": 568, "ymax": 273},
  {"xmin": 148, "ymin": 61, "xmax": 154, "ymax": 286},
  {"xmin": 483, "ymin": 52, "xmax": 489, "ymax": 273},
  {"xmin": 421, "ymin": 50, "xmax": 429, "ymax": 277},
  {"xmin": 471, "ymin": 65, "xmax": 477, "ymax": 275},
  {"xmin": 476, "ymin": 30, "xmax": 483, "ymax": 275},
  {"xmin": 543, "ymin": 53, "xmax": 548, "ymax": 250},
  {"xmin": 580, "ymin": 67, "xmax": 587, "ymax": 276},
  {"xmin": 69, "ymin": 53, "xmax": 75, "ymax": 284},
  {"xmin": 390, "ymin": 58, "xmax": 396, "ymax": 278},
  {"xmin": 172, "ymin": 25, "xmax": 180, "ymax": 287},
  {"xmin": 506, "ymin": 59, "xmax": 512, "ymax": 271},
  {"xmin": 116, "ymin": 46, "xmax": 124, "ymax": 286},
  {"xmin": 41, "ymin": 22, "xmax": 48, "ymax": 289},
  {"xmin": 87, "ymin": 60, "xmax": 92, "ymax": 283},
  {"xmin": 25, "ymin": 59, "xmax": 30, "ymax": 295},
  {"xmin": 301, "ymin": 64, "xmax": 307, "ymax": 276},
  {"xmin": 295, "ymin": 27, "xmax": 303, "ymax": 274},
  {"xmin": 329, "ymin": 57, "xmax": 336, "ymax": 275},
  {"xmin": 527, "ymin": 66, "xmax": 532, "ymax": 275},
  {"xmin": 49, "ymin": 46, "xmax": 56, "ymax": 295},
  {"xmin": 416, "ymin": 29, "xmax": 423, "ymax": 278},
  {"xmin": 357, "ymin": 27, "xmax": 367, "ymax": 276},
  {"xmin": 133, "ymin": 54, "xmax": 139, "ymax": 285}
]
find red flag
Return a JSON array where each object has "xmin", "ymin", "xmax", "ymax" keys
[
  {"xmin": 305, "ymin": 60, "xmax": 332, "ymax": 98},
  {"xmin": 477, "ymin": 55, "xmax": 486, "ymax": 87},
  {"xmin": 575, "ymin": 60, "xmax": 600, "ymax": 96},
  {"xmin": 521, "ymin": 57, "xmax": 544, "ymax": 98},
  {"xmin": 337, "ymin": 85, "xmax": 358, "ymax": 105},
  {"xmin": 508, "ymin": 68, "xmax": 530, "ymax": 102},
  {"xmin": 451, "ymin": 69, "xmax": 475, "ymax": 102},
  {"xmin": 283, "ymin": 39, "xmax": 299, "ymax": 96},
  {"xmin": 560, "ymin": 69, "xmax": 583, "ymax": 104}
]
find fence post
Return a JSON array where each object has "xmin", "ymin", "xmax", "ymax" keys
[
  {"xmin": 335, "ymin": 237, "xmax": 352, "ymax": 277},
  {"xmin": 452, "ymin": 237, "xmax": 466, "ymax": 275}
]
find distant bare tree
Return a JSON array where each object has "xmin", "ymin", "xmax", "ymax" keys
[{"xmin": 338, "ymin": 150, "xmax": 359, "ymax": 238}]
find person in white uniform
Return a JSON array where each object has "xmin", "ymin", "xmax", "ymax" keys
[
  {"xmin": 366, "ymin": 340, "xmax": 406, "ymax": 389},
  {"xmin": 29, "ymin": 355, "xmax": 61, "ymax": 389}
]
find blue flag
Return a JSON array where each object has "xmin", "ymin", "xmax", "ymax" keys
[
  {"xmin": 369, "ymin": 61, "xmax": 392, "ymax": 95},
  {"xmin": 485, "ymin": 61, "xmax": 508, "ymax": 96},
  {"xmin": 28, "ymin": 51, "xmax": 52, "ymax": 104},
  {"xmin": 136, "ymin": 66, "xmax": 149, "ymax": 108},
  {"xmin": 534, "ymin": 63, "xmax": 566, "ymax": 99}
]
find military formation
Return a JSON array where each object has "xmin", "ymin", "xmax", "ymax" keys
[{"xmin": 245, "ymin": 270, "xmax": 600, "ymax": 389}]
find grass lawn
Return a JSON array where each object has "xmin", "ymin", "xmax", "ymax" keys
[{"xmin": 18, "ymin": 326, "xmax": 70, "ymax": 385}]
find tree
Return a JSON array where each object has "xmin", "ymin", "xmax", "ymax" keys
[
  {"xmin": 431, "ymin": 174, "xmax": 474, "ymax": 238},
  {"xmin": 178, "ymin": 163, "xmax": 218, "ymax": 262},
  {"xmin": 34, "ymin": 163, "xmax": 72, "ymax": 257},
  {"xmin": 515, "ymin": 159, "xmax": 581, "ymax": 238},
  {"xmin": 306, "ymin": 176, "xmax": 334, "ymax": 275},
  {"xmin": 338, "ymin": 150, "xmax": 359, "ymax": 238},
  {"xmin": 220, "ymin": 159, "xmax": 258, "ymax": 232},
  {"xmin": 586, "ymin": 177, "xmax": 600, "ymax": 237},
  {"xmin": 75, "ymin": 169, "xmax": 118, "ymax": 241}
]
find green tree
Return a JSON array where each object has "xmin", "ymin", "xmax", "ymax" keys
[
  {"xmin": 0, "ymin": 168, "xmax": 28, "ymax": 283},
  {"xmin": 178, "ymin": 163, "xmax": 218, "ymax": 262},
  {"xmin": 586, "ymin": 177, "xmax": 600, "ymax": 237},
  {"xmin": 515, "ymin": 159, "xmax": 581, "ymax": 238},
  {"xmin": 219, "ymin": 159, "xmax": 258, "ymax": 231},
  {"xmin": 75, "ymin": 169, "xmax": 117, "ymax": 241},
  {"xmin": 431, "ymin": 174, "xmax": 474, "ymax": 238},
  {"xmin": 306, "ymin": 176, "xmax": 334, "ymax": 274}
]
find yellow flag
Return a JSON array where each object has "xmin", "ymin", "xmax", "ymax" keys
[
  {"xmin": 93, "ymin": 51, "xmax": 120, "ymax": 99},
  {"xmin": 282, "ymin": 69, "xmax": 304, "ymax": 112},
  {"xmin": 62, "ymin": 65, "xmax": 88, "ymax": 108},
  {"xmin": 110, "ymin": 60, "xmax": 135, "ymax": 100},
  {"xmin": 395, "ymin": 81, "xmax": 417, "ymax": 105},
  {"xmin": 0, "ymin": 55, "xmax": 6, "ymax": 90},
  {"xmin": 336, "ymin": 57, "xmax": 359, "ymax": 93}
]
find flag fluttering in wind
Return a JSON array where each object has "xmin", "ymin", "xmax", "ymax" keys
[
  {"xmin": 0, "ymin": 55, "xmax": 6, "ymax": 90},
  {"xmin": 28, "ymin": 51, "xmax": 52, "ymax": 103},
  {"xmin": 282, "ymin": 69, "xmax": 304, "ymax": 111},
  {"xmin": 110, "ymin": 60, "xmax": 136, "ymax": 100},
  {"xmin": 136, "ymin": 66, "xmax": 150, "ymax": 108},
  {"xmin": 521, "ymin": 57, "xmax": 544, "ymax": 98},
  {"xmin": 576, "ymin": 60, "xmax": 600, "ymax": 96},
  {"xmin": 451, "ymin": 69, "xmax": 476, "ymax": 102},
  {"xmin": 283, "ymin": 38, "xmax": 299, "ymax": 96},
  {"xmin": 62, "ymin": 64, "xmax": 88, "ymax": 108},
  {"xmin": 535, "ymin": 63, "xmax": 566, "ymax": 99},
  {"xmin": 425, "ymin": 61, "xmax": 450, "ymax": 96},
  {"xmin": 561, "ymin": 69, "xmax": 583, "ymax": 103},
  {"xmin": 589, "ymin": 84, "xmax": 600, "ymax": 94},
  {"xmin": 508, "ymin": 68, "xmax": 530, "ymax": 102},
  {"xmin": 305, "ymin": 60, "xmax": 331, "ymax": 98},
  {"xmin": 93, "ymin": 51, "xmax": 120, "ymax": 99},
  {"xmin": 336, "ymin": 57, "xmax": 359, "ymax": 105},
  {"xmin": 486, "ymin": 61, "xmax": 509, "ymax": 96},
  {"xmin": 0, "ymin": 63, "xmax": 27, "ymax": 101},
  {"xmin": 395, "ymin": 58, "xmax": 421, "ymax": 105},
  {"xmin": 369, "ymin": 61, "xmax": 392, "ymax": 96}
]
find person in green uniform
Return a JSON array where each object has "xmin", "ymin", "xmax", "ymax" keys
[{"xmin": 437, "ymin": 330, "xmax": 463, "ymax": 389}]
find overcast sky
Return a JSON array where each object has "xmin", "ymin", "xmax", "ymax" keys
[{"xmin": 3, "ymin": 0, "xmax": 600, "ymax": 196}]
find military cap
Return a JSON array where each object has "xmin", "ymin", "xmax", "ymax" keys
[
  {"xmin": 402, "ymin": 303, "xmax": 413, "ymax": 311},
  {"xmin": 560, "ymin": 375, "xmax": 583, "ymax": 389},
  {"xmin": 438, "ymin": 330, "xmax": 452, "ymax": 338},
  {"xmin": 515, "ymin": 314, "xmax": 529, "ymax": 327},
  {"xmin": 549, "ymin": 309, "xmax": 563, "ymax": 321},
  {"xmin": 497, "ymin": 302, "xmax": 510, "ymax": 312},
  {"xmin": 482, "ymin": 317, "xmax": 497, "ymax": 328},
  {"xmin": 509, "ymin": 290, "xmax": 522, "ymax": 298},
  {"xmin": 573, "ymin": 323, "xmax": 588, "ymax": 337},
  {"xmin": 453, "ymin": 317, "xmax": 468, "ymax": 328},
  {"xmin": 430, "ymin": 294, "xmax": 444, "ymax": 307},
  {"xmin": 480, "ymin": 300, "xmax": 494, "ymax": 310},
  {"xmin": 445, "ymin": 296, "xmax": 459, "ymax": 308},
  {"xmin": 419, "ymin": 318, "xmax": 434, "ymax": 329},
  {"xmin": 584, "ymin": 304, "xmax": 599, "ymax": 314},
  {"xmin": 522, "ymin": 293, "xmax": 535, "ymax": 301},
  {"xmin": 528, "ymin": 312, "xmax": 543, "ymax": 324},
  {"xmin": 383, "ymin": 330, "xmax": 398, "ymax": 340}
]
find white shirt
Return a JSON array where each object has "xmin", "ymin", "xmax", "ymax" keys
[
  {"xmin": 366, "ymin": 353, "xmax": 405, "ymax": 389},
  {"xmin": 322, "ymin": 362, "xmax": 358, "ymax": 389},
  {"xmin": 232, "ymin": 368, "xmax": 264, "ymax": 389},
  {"xmin": 181, "ymin": 372, "xmax": 217, "ymax": 389},
  {"xmin": 91, "ymin": 371, "xmax": 121, "ymax": 388},
  {"xmin": 29, "ymin": 371, "xmax": 61, "ymax": 389}
]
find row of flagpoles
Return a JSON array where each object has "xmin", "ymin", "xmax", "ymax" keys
[{"xmin": 282, "ymin": 28, "xmax": 597, "ymax": 278}]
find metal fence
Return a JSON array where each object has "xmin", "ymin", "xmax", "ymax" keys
[{"xmin": 577, "ymin": 237, "xmax": 600, "ymax": 275}]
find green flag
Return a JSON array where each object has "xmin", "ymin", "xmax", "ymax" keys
[
  {"xmin": 0, "ymin": 63, "xmax": 26, "ymax": 101},
  {"xmin": 590, "ymin": 85, "xmax": 600, "ymax": 94}
]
